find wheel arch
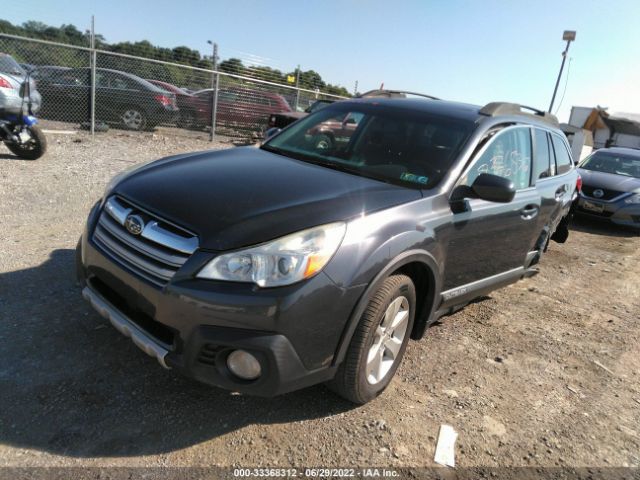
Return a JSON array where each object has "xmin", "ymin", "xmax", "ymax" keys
[{"xmin": 332, "ymin": 250, "xmax": 441, "ymax": 367}]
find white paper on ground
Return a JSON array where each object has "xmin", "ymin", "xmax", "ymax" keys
[{"xmin": 434, "ymin": 424, "xmax": 458, "ymax": 468}]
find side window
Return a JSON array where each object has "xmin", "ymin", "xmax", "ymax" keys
[
  {"xmin": 61, "ymin": 70, "xmax": 89, "ymax": 86},
  {"xmin": 533, "ymin": 129, "xmax": 552, "ymax": 180},
  {"xmin": 462, "ymin": 127, "xmax": 532, "ymax": 190},
  {"xmin": 111, "ymin": 75, "xmax": 132, "ymax": 90},
  {"xmin": 95, "ymin": 72, "xmax": 107, "ymax": 88},
  {"xmin": 551, "ymin": 134, "xmax": 572, "ymax": 175}
]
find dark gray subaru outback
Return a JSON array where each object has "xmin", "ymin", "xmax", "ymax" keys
[{"xmin": 77, "ymin": 95, "xmax": 578, "ymax": 404}]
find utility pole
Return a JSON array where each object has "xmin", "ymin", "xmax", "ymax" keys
[
  {"xmin": 549, "ymin": 30, "xmax": 576, "ymax": 113},
  {"xmin": 207, "ymin": 40, "xmax": 218, "ymax": 142},
  {"xmin": 90, "ymin": 15, "xmax": 96, "ymax": 136},
  {"xmin": 294, "ymin": 65, "xmax": 300, "ymax": 111},
  {"xmin": 353, "ymin": 80, "xmax": 358, "ymax": 96}
]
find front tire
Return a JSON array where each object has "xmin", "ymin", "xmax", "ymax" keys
[
  {"xmin": 6, "ymin": 125, "xmax": 47, "ymax": 160},
  {"xmin": 328, "ymin": 274, "xmax": 416, "ymax": 404}
]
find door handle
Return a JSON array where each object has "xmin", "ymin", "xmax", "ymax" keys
[
  {"xmin": 521, "ymin": 205, "xmax": 539, "ymax": 219},
  {"xmin": 555, "ymin": 185, "xmax": 567, "ymax": 200}
]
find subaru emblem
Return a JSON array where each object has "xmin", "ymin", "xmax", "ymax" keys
[{"xmin": 124, "ymin": 214, "xmax": 144, "ymax": 236}]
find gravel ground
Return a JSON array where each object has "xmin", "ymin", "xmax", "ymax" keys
[{"xmin": 1, "ymin": 130, "xmax": 639, "ymax": 474}]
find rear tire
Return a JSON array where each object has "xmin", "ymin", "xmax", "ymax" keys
[
  {"xmin": 6, "ymin": 125, "xmax": 47, "ymax": 160},
  {"xmin": 120, "ymin": 107, "xmax": 148, "ymax": 131},
  {"xmin": 327, "ymin": 274, "xmax": 416, "ymax": 404}
]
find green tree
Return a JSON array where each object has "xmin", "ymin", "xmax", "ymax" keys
[
  {"xmin": 219, "ymin": 57, "xmax": 244, "ymax": 75},
  {"xmin": 0, "ymin": 18, "xmax": 351, "ymax": 96}
]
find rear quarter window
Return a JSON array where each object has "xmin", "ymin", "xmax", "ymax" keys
[
  {"xmin": 533, "ymin": 129, "xmax": 552, "ymax": 180},
  {"xmin": 551, "ymin": 134, "xmax": 573, "ymax": 175}
]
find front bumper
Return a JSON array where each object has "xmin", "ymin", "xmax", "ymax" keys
[
  {"xmin": 77, "ymin": 202, "xmax": 364, "ymax": 396},
  {"xmin": 575, "ymin": 193, "xmax": 640, "ymax": 229}
]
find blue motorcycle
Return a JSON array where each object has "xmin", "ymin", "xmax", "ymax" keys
[{"xmin": 0, "ymin": 56, "xmax": 47, "ymax": 160}]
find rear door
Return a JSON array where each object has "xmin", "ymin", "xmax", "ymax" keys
[
  {"xmin": 443, "ymin": 126, "xmax": 542, "ymax": 291},
  {"xmin": 531, "ymin": 128, "xmax": 562, "ymax": 245},
  {"xmin": 548, "ymin": 132, "xmax": 576, "ymax": 230}
]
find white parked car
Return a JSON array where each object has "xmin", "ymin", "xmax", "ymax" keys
[{"xmin": 0, "ymin": 53, "xmax": 41, "ymax": 115}]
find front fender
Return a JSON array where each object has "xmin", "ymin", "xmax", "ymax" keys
[{"xmin": 331, "ymin": 248, "xmax": 441, "ymax": 366}]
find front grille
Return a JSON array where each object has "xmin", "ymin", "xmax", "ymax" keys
[
  {"xmin": 92, "ymin": 196, "xmax": 198, "ymax": 287},
  {"xmin": 197, "ymin": 344, "xmax": 225, "ymax": 366},
  {"xmin": 581, "ymin": 185, "xmax": 625, "ymax": 201}
]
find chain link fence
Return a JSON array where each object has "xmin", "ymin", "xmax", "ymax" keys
[{"xmin": 0, "ymin": 33, "xmax": 347, "ymax": 141}]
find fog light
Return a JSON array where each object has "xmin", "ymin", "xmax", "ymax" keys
[{"xmin": 226, "ymin": 350, "xmax": 262, "ymax": 380}]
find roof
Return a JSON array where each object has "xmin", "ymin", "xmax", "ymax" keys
[
  {"xmin": 596, "ymin": 146, "xmax": 640, "ymax": 158},
  {"xmin": 340, "ymin": 97, "xmax": 559, "ymax": 129},
  {"xmin": 342, "ymin": 97, "xmax": 482, "ymax": 122}
]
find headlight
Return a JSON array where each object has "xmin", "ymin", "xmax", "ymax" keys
[
  {"xmin": 624, "ymin": 193, "xmax": 640, "ymax": 204},
  {"xmin": 197, "ymin": 222, "xmax": 346, "ymax": 287}
]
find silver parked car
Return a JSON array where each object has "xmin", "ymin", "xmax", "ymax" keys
[
  {"xmin": 575, "ymin": 147, "xmax": 640, "ymax": 230},
  {"xmin": 0, "ymin": 53, "xmax": 41, "ymax": 115}
]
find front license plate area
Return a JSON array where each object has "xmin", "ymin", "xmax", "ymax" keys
[{"xmin": 582, "ymin": 200, "xmax": 604, "ymax": 213}]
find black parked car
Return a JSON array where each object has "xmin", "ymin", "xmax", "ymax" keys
[
  {"xmin": 77, "ymin": 95, "xmax": 578, "ymax": 404},
  {"xmin": 37, "ymin": 67, "xmax": 178, "ymax": 131},
  {"xmin": 575, "ymin": 147, "xmax": 640, "ymax": 230}
]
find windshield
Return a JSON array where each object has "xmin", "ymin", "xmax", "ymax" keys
[
  {"xmin": 0, "ymin": 54, "xmax": 25, "ymax": 76},
  {"xmin": 580, "ymin": 151, "xmax": 640, "ymax": 178},
  {"xmin": 262, "ymin": 103, "xmax": 473, "ymax": 189}
]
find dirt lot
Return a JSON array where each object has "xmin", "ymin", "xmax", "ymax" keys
[{"xmin": 1, "ymin": 129, "xmax": 639, "ymax": 475}]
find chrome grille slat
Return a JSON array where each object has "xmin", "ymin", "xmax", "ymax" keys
[
  {"xmin": 98, "ymin": 214, "xmax": 187, "ymax": 267},
  {"xmin": 103, "ymin": 197, "xmax": 198, "ymax": 254},
  {"xmin": 92, "ymin": 234, "xmax": 167, "ymax": 287},
  {"xmin": 94, "ymin": 226, "xmax": 176, "ymax": 280},
  {"xmin": 141, "ymin": 220, "xmax": 198, "ymax": 255},
  {"xmin": 92, "ymin": 196, "xmax": 199, "ymax": 286}
]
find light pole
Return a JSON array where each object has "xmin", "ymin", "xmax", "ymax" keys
[
  {"xmin": 207, "ymin": 40, "xmax": 219, "ymax": 141},
  {"xmin": 549, "ymin": 30, "xmax": 576, "ymax": 113}
]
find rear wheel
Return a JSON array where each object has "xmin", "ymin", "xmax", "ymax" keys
[
  {"xmin": 6, "ymin": 125, "xmax": 47, "ymax": 160},
  {"xmin": 327, "ymin": 274, "xmax": 416, "ymax": 404},
  {"xmin": 120, "ymin": 107, "xmax": 147, "ymax": 131}
]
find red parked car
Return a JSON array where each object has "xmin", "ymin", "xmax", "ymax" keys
[
  {"xmin": 146, "ymin": 79, "xmax": 207, "ymax": 129},
  {"xmin": 192, "ymin": 87, "xmax": 291, "ymax": 131}
]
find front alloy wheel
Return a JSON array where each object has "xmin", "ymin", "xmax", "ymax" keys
[
  {"xmin": 366, "ymin": 296, "xmax": 410, "ymax": 384},
  {"xmin": 328, "ymin": 274, "xmax": 416, "ymax": 404}
]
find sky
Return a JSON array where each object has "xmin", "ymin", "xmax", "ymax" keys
[{"xmin": 3, "ymin": 0, "xmax": 640, "ymax": 122}]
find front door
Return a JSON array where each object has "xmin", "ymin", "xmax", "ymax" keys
[{"xmin": 443, "ymin": 126, "xmax": 541, "ymax": 292}]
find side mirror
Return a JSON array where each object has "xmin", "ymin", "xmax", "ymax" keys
[
  {"xmin": 471, "ymin": 173, "xmax": 516, "ymax": 203},
  {"xmin": 264, "ymin": 127, "xmax": 282, "ymax": 140}
]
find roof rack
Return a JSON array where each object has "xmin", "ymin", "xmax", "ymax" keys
[
  {"xmin": 357, "ymin": 89, "xmax": 440, "ymax": 100},
  {"xmin": 479, "ymin": 102, "xmax": 559, "ymax": 126}
]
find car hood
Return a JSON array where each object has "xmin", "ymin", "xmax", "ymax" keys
[
  {"xmin": 578, "ymin": 168, "xmax": 640, "ymax": 193},
  {"xmin": 114, "ymin": 147, "xmax": 421, "ymax": 251}
]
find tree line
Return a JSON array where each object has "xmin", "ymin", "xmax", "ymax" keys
[{"xmin": 0, "ymin": 19, "xmax": 351, "ymax": 97}]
